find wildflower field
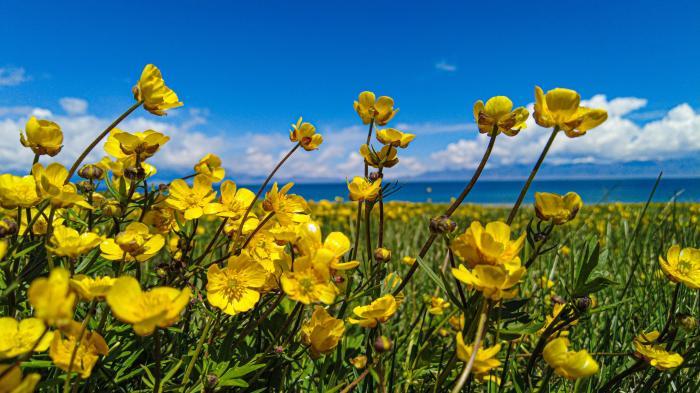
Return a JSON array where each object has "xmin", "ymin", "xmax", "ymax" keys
[{"xmin": 0, "ymin": 64, "xmax": 699, "ymax": 393}]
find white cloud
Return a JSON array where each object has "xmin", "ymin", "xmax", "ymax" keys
[
  {"xmin": 435, "ymin": 61, "xmax": 457, "ymax": 72},
  {"xmin": 59, "ymin": 98, "xmax": 88, "ymax": 115},
  {"xmin": 0, "ymin": 67, "xmax": 28, "ymax": 86}
]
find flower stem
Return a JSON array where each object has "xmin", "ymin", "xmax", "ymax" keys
[
  {"xmin": 181, "ymin": 312, "xmax": 218, "ymax": 387},
  {"xmin": 154, "ymin": 328, "xmax": 162, "ymax": 393}
]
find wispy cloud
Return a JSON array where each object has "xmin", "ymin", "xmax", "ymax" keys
[
  {"xmin": 0, "ymin": 67, "xmax": 29, "ymax": 86},
  {"xmin": 435, "ymin": 61, "xmax": 457, "ymax": 72},
  {"xmin": 59, "ymin": 97, "xmax": 88, "ymax": 115}
]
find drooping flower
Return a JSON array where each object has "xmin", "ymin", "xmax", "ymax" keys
[
  {"xmin": 20, "ymin": 116, "xmax": 63, "ymax": 156},
  {"xmin": 359, "ymin": 144, "xmax": 399, "ymax": 168},
  {"xmin": 204, "ymin": 180, "xmax": 256, "ymax": 220},
  {"xmin": 206, "ymin": 253, "xmax": 267, "ymax": 315},
  {"xmin": 106, "ymin": 276, "xmax": 191, "ymax": 336},
  {"xmin": 290, "ymin": 117, "xmax": 323, "ymax": 151},
  {"xmin": 100, "ymin": 222, "xmax": 165, "ymax": 262},
  {"xmin": 353, "ymin": 91, "xmax": 398, "ymax": 126},
  {"xmin": 0, "ymin": 318, "xmax": 52, "ymax": 359},
  {"xmin": 0, "ymin": 174, "xmax": 41, "ymax": 209},
  {"xmin": 451, "ymin": 221, "xmax": 525, "ymax": 268},
  {"xmin": 46, "ymin": 225, "xmax": 102, "ymax": 258},
  {"xmin": 104, "ymin": 128, "xmax": 170, "ymax": 162},
  {"xmin": 633, "ymin": 330, "xmax": 684, "ymax": 370},
  {"xmin": 262, "ymin": 182, "xmax": 310, "ymax": 226},
  {"xmin": 376, "ymin": 128, "xmax": 415, "ymax": 148},
  {"xmin": 31, "ymin": 163, "xmax": 92, "ymax": 209},
  {"xmin": 543, "ymin": 337, "xmax": 599, "ymax": 380},
  {"xmin": 133, "ymin": 64, "xmax": 183, "ymax": 116},
  {"xmin": 535, "ymin": 192, "xmax": 583, "ymax": 224},
  {"xmin": 0, "ymin": 365, "xmax": 41, "ymax": 392},
  {"xmin": 473, "ymin": 96, "xmax": 529, "ymax": 136},
  {"xmin": 658, "ymin": 245, "xmax": 700, "ymax": 289},
  {"xmin": 348, "ymin": 295, "xmax": 398, "ymax": 328},
  {"xmin": 533, "ymin": 86, "xmax": 608, "ymax": 138},
  {"xmin": 69, "ymin": 275, "xmax": 116, "ymax": 301},
  {"xmin": 166, "ymin": 175, "xmax": 217, "ymax": 220},
  {"xmin": 194, "ymin": 153, "xmax": 225, "ymax": 182},
  {"xmin": 27, "ymin": 268, "xmax": 76, "ymax": 327},
  {"xmin": 300, "ymin": 306, "xmax": 345, "ymax": 359},
  {"xmin": 452, "ymin": 262, "xmax": 526, "ymax": 301},
  {"xmin": 49, "ymin": 321, "xmax": 109, "ymax": 379},
  {"xmin": 455, "ymin": 332, "xmax": 501, "ymax": 376},
  {"xmin": 347, "ymin": 177, "xmax": 381, "ymax": 202}
]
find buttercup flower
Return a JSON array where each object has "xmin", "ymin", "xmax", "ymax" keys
[
  {"xmin": 376, "ymin": 128, "xmax": 415, "ymax": 148},
  {"xmin": 347, "ymin": 177, "xmax": 381, "ymax": 202},
  {"xmin": 262, "ymin": 182, "xmax": 310, "ymax": 226},
  {"xmin": 452, "ymin": 262, "xmax": 526, "ymax": 301},
  {"xmin": 46, "ymin": 225, "xmax": 102, "ymax": 258},
  {"xmin": 0, "ymin": 318, "xmax": 52, "ymax": 359},
  {"xmin": 543, "ymin": 338, "xmax": 599, "ymax": 380},
  {"xmin": 133, "ymin": 64, "xmax": 183, "ymax": 116},
  {"xmin": 633, "ymin": 330, "xmax": 684, "ymax": 370},
  {"xmin": 353, "ymin": 91, "xmax": 398, "ymax": 126},
  {"xmin": 194, "ymin": 153, "xmax": 225, "ymax": 182},
  {"xmin": 281, "ymin": 262, "xmax": 338, "ymax": 305},
  {"xmin": 32, "ymin": 163, "xmax": 92, "ymax": 209},
  {"xmin": 301, "ymin": 306, "xmax": 345, "ymax": 359},
  {"xmin": 207, "ymin": 253, "xmax": 267, "ymax": 315},
  {"xmin": 348, "ymin": 294, "xmax": 398, "ymax": 328},
  {"xmin": 427, "ymin": 296, "xmax": 450, "ymax": 315},
  {"xmin": 0, "ymin": 174, "xmax": 41, "ymax": 209},
  {"xmin": 455, "ymin": 333, "xmax": 501, "ymax": 375},
  {"xmin": 166, "ymin": 175, "xmax": 217, "ymax": 220},
  {"xmin": 27, "ymin": 268, "xmax": 76, "ymax": 327},
  {"xmin": 20, "ymin": 116, "xmax": 63, "ymax": 156},
  {"xmin": 106, "ymin": 276, "xmax": 191, "ymax": 336},
  {"xmin": 69, "ymin": 275, "xmax": 116, "ymax": 301},
  {"xmin": 350, "ymin": 355, "xmax": 368, "ymax": 369},
  {"xmin": 659, "ymin": 245, "xmax": 700, "ymax": 289},
  {"xmin": 535, "ymin": 192, "xmax": 583, "ymax": 225},
  {"xmin": 204, "ymin": 180, "xmax": 255, "ymax": 219},
  {"xmin": 533, "ymin": 86, "xmax": 608, "ymax": 138},
  {"xmin": 100, "ymin": 222, "xmax": 165, "ymax": 262},
  {"xmin": 0, "ymin": 365, "xmax": 41, "ymax": 392},
  {"xmin": 473, "ymin": 96, "xmax": 529, "ymax": 136},
  {"xmin": 402, "ymin": 256, "xmax": 416, "ymax": 266},
  {"xmin": 359, "ymin": 144, "xmax": 398, "ymax": 168},
  {"xmin": 290, "ymin": 117, "xmax": 323, "ymax": 151},
  {"xmin": 104, "ymin": 128, "xmax": 170, "ymax": 162},
  {"xmin": 49, "ymin": 321, "xmax": 109, "ymax": 379},
  {"xmin": 451, "ymin": 221, "xmax": 525, "ymax": 268}
]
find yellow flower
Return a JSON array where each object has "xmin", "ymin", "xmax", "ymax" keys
[
  {"xmin": 359, "ymin": 144, "xmax": 398, "ymax": 168},
  {"xmin": 0, "ymin": 318, "xmax": 52, "ymax": 359},
  {"xmin": 348, "ymin": 294, "xmax": 398, "ymax": 328},
  {"xmin": 290, "ymin": 117, "xmax": 323, "ymax": 151},
  {"xmin": 350, "ymin": 355, "xmax": 368, "ymax": 369},
  {"xmin": 31, "ymin": 163, "xmax": 92, "ymax": 209},
  {"xmin": 353, "ymin": 91, "xmax": 398, "ymax": 126},
  {"xmin": 262, "ymin": 182, "xmax": 310, "ymax": 226},
  {"xmin": 100, "ymin": 222, "xmax": 165, "ymax": 262},
  {"xmin": 133, "ymin": 64, "xmax": 183, "ymax": 116},
  {"xmin": 20, "ymin": 116, "xmax": 63, "ymax": 156},
  {"xmin": 535, "ymin": 192, "xmax": 583, "ymax": 224},
  {"xmin": 49, "ymin": 322, "xmax": 108, "ymax": 379},
  {"xmin": 46, "ymin": 225, "xmax": 102, "ymax": 258},
  {"xmin": 427, "ymin": 296, "xmax": 450, "ymax": 315},
  {"xmin": 347, "ymin": 177, "xmax": 381, "ymax": 202},
  {"xmin": 104, "ymin": 128, "xmax": 169, "ymax": 162},
  {"xmin": 0, "ymin": 174, "xmax": 41, "ymax": 209},
  {"xmin": 451, "ymin": 221, "xmax": 525, "ymax": 268},
  {"xmin": 27, "ymin": 268, "xmax": 76, "ymax": 327},
  {"xmin": 106, "ymin": 276, "xmax": 190, "ymax": 336},
  {"xmin": 166, "ymin": 175, "xmax": 217, "ymax": 220},
  {"xmin": 295, "ymin": 225, "xmax": 358, "ymax": 271},
  {"xmin": 0, "ymin": 365, "xmax": 41, "ymax": 393},
  {"xmin": 659, "ymin": 245, "xmax": 700, "ymax": 289},
  {"xmin": 402, "ymin": 256, "xmax": 416, "ymax": 266},
  {"xmin": 533, "ymin": 86, "xmax": 608, "ymax": 138},
  {"xmin": 543, "ymin": 337, "xmax": 599, "ymax": 380},
  {"xmin": 376, "ymin": 128, "xmax": 415, "ymax": 148},
  {"xmin": 204, "ymin": 180, "xmax": 255, "ymax": 219},
  {"xmin": 633, "ymin": 331, "xmax": 684, "ymax": 370},
  {"xmin": 206, "ymin": 253, "xmax": 267, "ymax": 315},
  {"xmin": 69, "ymin": 275, "xmax": 116, "ymax": 301},
  {"xmin": 281, "ymin": 262, "xmax": 338, "ymax": 305},
  {"xmin": 452, "ymin": 263, "xmax": 526, "ymax": 301},
  {"xmin": 473, "ymin": 96, "xmax": 529, "ymax": 136},
  {"xmin": 194, "ymin": 153, "xmax": 225, "ymax": 182},
  {"xmin": 455, "ymin": 333, "xmax": 501, "ymax": 375},
  {"xmin": 301, "ymin": 306, "xmax": 345, "ymax": 359}
]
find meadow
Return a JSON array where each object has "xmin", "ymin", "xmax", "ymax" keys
[{"xmin": 0, "ymin": 64, "xmax": 698, "ymax": 392}]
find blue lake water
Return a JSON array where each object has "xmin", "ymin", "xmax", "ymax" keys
[{"xmin": 242, "ymin": 178, "xmax": 700, "ymax": 204}]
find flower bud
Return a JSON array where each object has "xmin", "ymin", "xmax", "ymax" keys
[
  {"xmin": 274, "ymin": 345, "xmax": 285, "ymax": 354},
  {"xmin": 368, "ymin": 171, "xmax": 383, "ymax": 181},
  {"xmin": 678, "ymin": 313, "xmax": 697, "ymax": 330},
  {"xmin": 429, "ymin": 215, "xmax": 457, "ymax": 234},
  {"xmin": 350, "ymin": 355, "xmax": 367, "ymax": 369},
  {"xmin": 77, "ymin": 180, "xmax": 95, "ymax": 194},
  {"xmin": 374, "ymin": 247, "xmax": 392, "ymax": 262},
  {"xmin": 374, "ymin": 335, "xmax": 393, "ymax": 353},
  {"xmin": 103, "ymin": 201, "xmax": 123, "ymax": 217},
  {"xmin": 574, "ymin": 296, "xmax": 592, "ymax": 312},
  {"xmin": 78, "ymin": 164, "xmax": 104, "ymax": 180},
  {"xmin": 205, "ymin": 373, "xmax": 219, "ymax": 389},
  {"xmin": 333, "ymin": 274, "xmax": 345, "ymax": 284},
  {"xmin": 124, "ymin": 165, "xmax": 145, "ymax": 181},
  {"xmin": 0, "ymin": 218, "xmax": 18, "ymax": 238}
]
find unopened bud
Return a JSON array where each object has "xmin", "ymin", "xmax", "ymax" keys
[
  {"xmin": 262, "ymin": 199, "xmax": 273, "ymax": 212},
  {"xmin": 77, "ymin": 180, "xmax": 95, "ymax": 194},
  {"xmin": 369, "ymin": 171, "xmax": 382, "ymax": 181},
  {"xmin": 678, "ymin": 313, "xmax": 697, "ymax": 330},
  {"xmin": 205, "ymin": 373, "xmax": 218, "ymax": 389},
  {"xmin": 374, "ymin": 335, "xmax": 393, "ymax": 353},
  {"xmin": 574, "ymin": 296, "xmax": 592, "ymax": 312},
  {"xmin": 0, "ymin": 218, "xmax": 18, "ymax": 238},
  {"xmin": 274, "ymin": 345, "xmax": 285, "ymax": 354},
  {"xmin": 124, "ymin": 165, "xmax": 145, "ymax": 181},
  {"xmin": 333, "ymin": 275, "xmax": 345, "ymax": 284},
  {"xmin": 374, "ymin": 247, "xmax": 392, "ymax": 262},
  {"xmin": 103, "ymin": 201, "xmax": 122, "ymax": 217},
  {"xmin": 429, "ymin": 215, "xmax": 457, "ymax": 234},
  {"xmin": 78, "ymin": 164, "xmax": 104, "ymax": 180},
  {"xmin": 350, "ymin": 355, "xmax": 367, "ymax": 369}
]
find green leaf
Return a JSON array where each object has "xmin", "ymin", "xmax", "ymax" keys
[
  {"xmin": 573, "ymin": 277, "xmax": 617, "ymax": 297},
  {"xmin": 414, "ymin": 256, "xmax": 450, "ymax": 297}
]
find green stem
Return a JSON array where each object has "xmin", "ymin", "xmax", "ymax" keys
[{"xmin": 181, "ymin": 312, "xmax": 218, "ymax": 387}]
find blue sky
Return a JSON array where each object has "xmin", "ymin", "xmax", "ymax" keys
[{"xmin": 0, "ymin": 0, "xmax": 699, "ymax": 181}]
